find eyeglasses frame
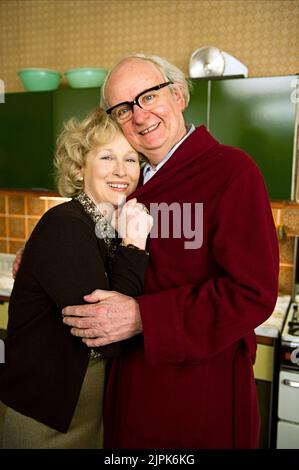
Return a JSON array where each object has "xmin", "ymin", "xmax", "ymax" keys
[{"xmin": 106, "ymin": 81, "xmax": 173, "ymax": 119}]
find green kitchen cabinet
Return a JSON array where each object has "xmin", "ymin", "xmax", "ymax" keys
[
  {"xmin": 52, "ymin": 87, "xmax": 100, "ymax": 144},
  {"xmin": 208, "ymin": 76, "xmax": 298, "ymax": 201},
  {"xmin": 0, "ymin": 77, "xmax": 297, "ymax": 197},
  {"xmin": 183, "ymin": 79, "xmax": 209, "ymax": 128},
  {"xmin": 0, "ymin": 91, "xmax": 54, "ymax": 189},
  {"xmin": 0, "ymin": 88, "xmax": 100, "ymax": 190}
]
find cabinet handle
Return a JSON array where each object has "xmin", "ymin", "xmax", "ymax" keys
[{"xmin": 282, "ymin": 378, "xmax": 299, "ymax": 388}]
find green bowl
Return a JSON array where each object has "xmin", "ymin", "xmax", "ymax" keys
[
  {"xmin": 18, "ymin": 68, "xmax": 61, "ymax": 91},
  {"xmin": 65, "ymin": 68, "xmax": 108, "ymax": 88}
]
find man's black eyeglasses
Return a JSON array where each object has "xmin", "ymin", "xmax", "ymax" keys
[{"xmin": 106, "ymin": 81, "xmax": 173, "ymax": 123}]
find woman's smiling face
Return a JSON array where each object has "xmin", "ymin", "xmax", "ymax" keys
[{"xmin": 82, "ymin": 131, "xmax": 140, "ymax": 207}]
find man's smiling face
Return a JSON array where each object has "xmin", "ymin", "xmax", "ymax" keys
[{"xmin": 105, "ymin": 58, "xmax": 187, "ymax": 166}]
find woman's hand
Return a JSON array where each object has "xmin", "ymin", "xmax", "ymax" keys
[{"xmin": 117, "ymin": 198, "xmax": 153, "ymax": 250}]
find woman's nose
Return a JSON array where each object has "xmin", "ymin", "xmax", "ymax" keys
[{"xmin": 113, "ymin": 161, "xmax": 126, "ymax": 176}]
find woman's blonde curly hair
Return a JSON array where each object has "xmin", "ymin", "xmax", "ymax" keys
[{"xmin": 54, "ymin": 107, "xmax": 121, "ymax": 197}]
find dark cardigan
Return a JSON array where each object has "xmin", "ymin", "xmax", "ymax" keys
[{"xmin": 0, "ymin": 199, "xmax": 148, "ymax": 432}]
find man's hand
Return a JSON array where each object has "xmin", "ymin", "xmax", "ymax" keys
[
  {"xmin": 12, "ymin": 247, "xmax": 24, "ymax": 279},
  {"xmin": 62, "ymin": 289, "xmax": 142, "ymax": 347}
]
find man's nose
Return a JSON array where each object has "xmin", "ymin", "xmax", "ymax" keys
[{"xmin": 132, "ymin": 103, "xmax": 150, "ymax": 123}]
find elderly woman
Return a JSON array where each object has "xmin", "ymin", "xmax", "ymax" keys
[{"xmin": 0, "ymin": 107, "xmax": 152, "ymax": 449}]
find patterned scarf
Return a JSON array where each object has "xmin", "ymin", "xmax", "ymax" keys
[{"xmin": 74, "ymin": 191, "xmax": 118, "ymax": 258}]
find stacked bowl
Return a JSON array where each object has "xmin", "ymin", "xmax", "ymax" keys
[
  {"xmin": 18, "ymin": 68, "xmax": 61, "ymax": 91},
  {"xmin": 64, "ymin": 68, "xmax": 108, "ymax": 88}
]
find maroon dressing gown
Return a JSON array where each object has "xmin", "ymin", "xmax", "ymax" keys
[{"xmin": 104, "ymin": 126, "xmax": 279, "ymax": 449}]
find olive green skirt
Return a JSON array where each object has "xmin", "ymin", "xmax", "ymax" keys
[{"xmin": 0, "ymin": 356, "xmax": 106, "ymax": 449}]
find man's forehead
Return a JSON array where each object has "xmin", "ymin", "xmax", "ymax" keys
[
  {"xmin": 113, "ymin": 58, "xmax": 161, "ymax": 78},
  {"xmin": 107, "ymin": 59, "xmax": 164, "ymax": 101}
]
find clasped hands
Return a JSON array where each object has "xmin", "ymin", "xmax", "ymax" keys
[{"xmin": 62, "ymin": 289, "xmax": 142, "ymax": 347}]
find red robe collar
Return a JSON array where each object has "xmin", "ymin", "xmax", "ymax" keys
[{"xmin": 132, "ymin": 125, "xmax": 219, "ymax": 201}]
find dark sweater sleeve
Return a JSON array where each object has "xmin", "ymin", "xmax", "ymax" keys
[
  {"xmin": 109, "ymin": 245, "xmax": 149, "ymax": 297},
  {"xmin": 29, "ymin": 213, "xmax": 148, "ymax": 308},
  {"xmin": 102, "ymin": 245, "xmax": 149, "ymax": 357},
  {"xmin": 26, "ymin": 210, "xmax": 148, "ymax": 358},
  {"xmin": 29, "ymin": 214, "xmax": 109, "ymax": 310}
]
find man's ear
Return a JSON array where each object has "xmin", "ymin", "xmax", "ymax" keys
[{"xmin": 172, "ymin": 85, "xmax": 186, "ymax": 110}]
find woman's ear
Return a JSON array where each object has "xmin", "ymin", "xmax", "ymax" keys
[{"xmin": 78, "ymin": 167, "xmax": 84, "ymax": 182}]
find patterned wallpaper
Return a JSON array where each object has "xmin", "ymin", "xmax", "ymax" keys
[{"xmin": 0, "ymin": 0, "xmax": 298, "ymax": 93}]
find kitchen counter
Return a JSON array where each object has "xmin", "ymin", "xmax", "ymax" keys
[
  {"xmin": 0, "ymin": 253, "xmax": 15, "ymax": 300},
  {"xmin": 255, "ymin": 295, "xmax": 291, "ymax": 339},
  {"xmin": 0, "ymin": 273, "xmax": 14, "ymax": 299},
  {"xmin": 253, "ymin": 295, "xmax": 291, "ymax": 449}
]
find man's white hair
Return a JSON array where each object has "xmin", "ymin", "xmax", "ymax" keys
[{"xmin": 100, "ymin": 53, "xmax": 192, "ymax": 110}]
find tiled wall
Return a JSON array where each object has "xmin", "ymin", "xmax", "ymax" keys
[
  {"xmin": 0, "ymin": 189, "xmax": 298, "ymax": 295},
  {"xmin": 0, "ymin": 0, "xmax": 298, "ymax": 93},
  {"xmin": 0, "ymin": 190, "xmax": 68, "ymax": 254}
]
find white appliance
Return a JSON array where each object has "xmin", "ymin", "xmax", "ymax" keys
[
  {"xmin": 189, "ymin": 46, "xmax": 248, "ymax": 78},
  {"xmin": 277, "ymin": 302, "xmax": 299, "ymax": 448}
]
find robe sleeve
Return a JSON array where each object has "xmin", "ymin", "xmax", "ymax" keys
[{"xmin": 138, "ymin": 164, "xmax": 279, "ymax": 365}]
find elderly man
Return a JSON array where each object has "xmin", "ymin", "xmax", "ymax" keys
[{"xmin": 63, "ymin": 54, "xmax": 279, "ymax": 449}]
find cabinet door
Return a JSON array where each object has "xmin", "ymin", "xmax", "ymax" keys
[
  {"xmin": 209, "ymin": 76, "xmax": 297, "ymax": 201},
  {"xmin": 183, "ymin": 79, "xmax": 209, "ymax": 128},
  {"xmin": 52, "ymin": 88, "xmax": 101, "ymax": 143},
  {"xmin": 0, "ymin": 92, "xmax": 54, "ymax": 189},
  {"xmin": 277, "ymin": 421, "xmax": 299, "ymax": 449}
]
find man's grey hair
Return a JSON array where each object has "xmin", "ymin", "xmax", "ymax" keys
[{"xmin": 100, "ymin": 53, "xmax": 192, "ymax": 110}]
